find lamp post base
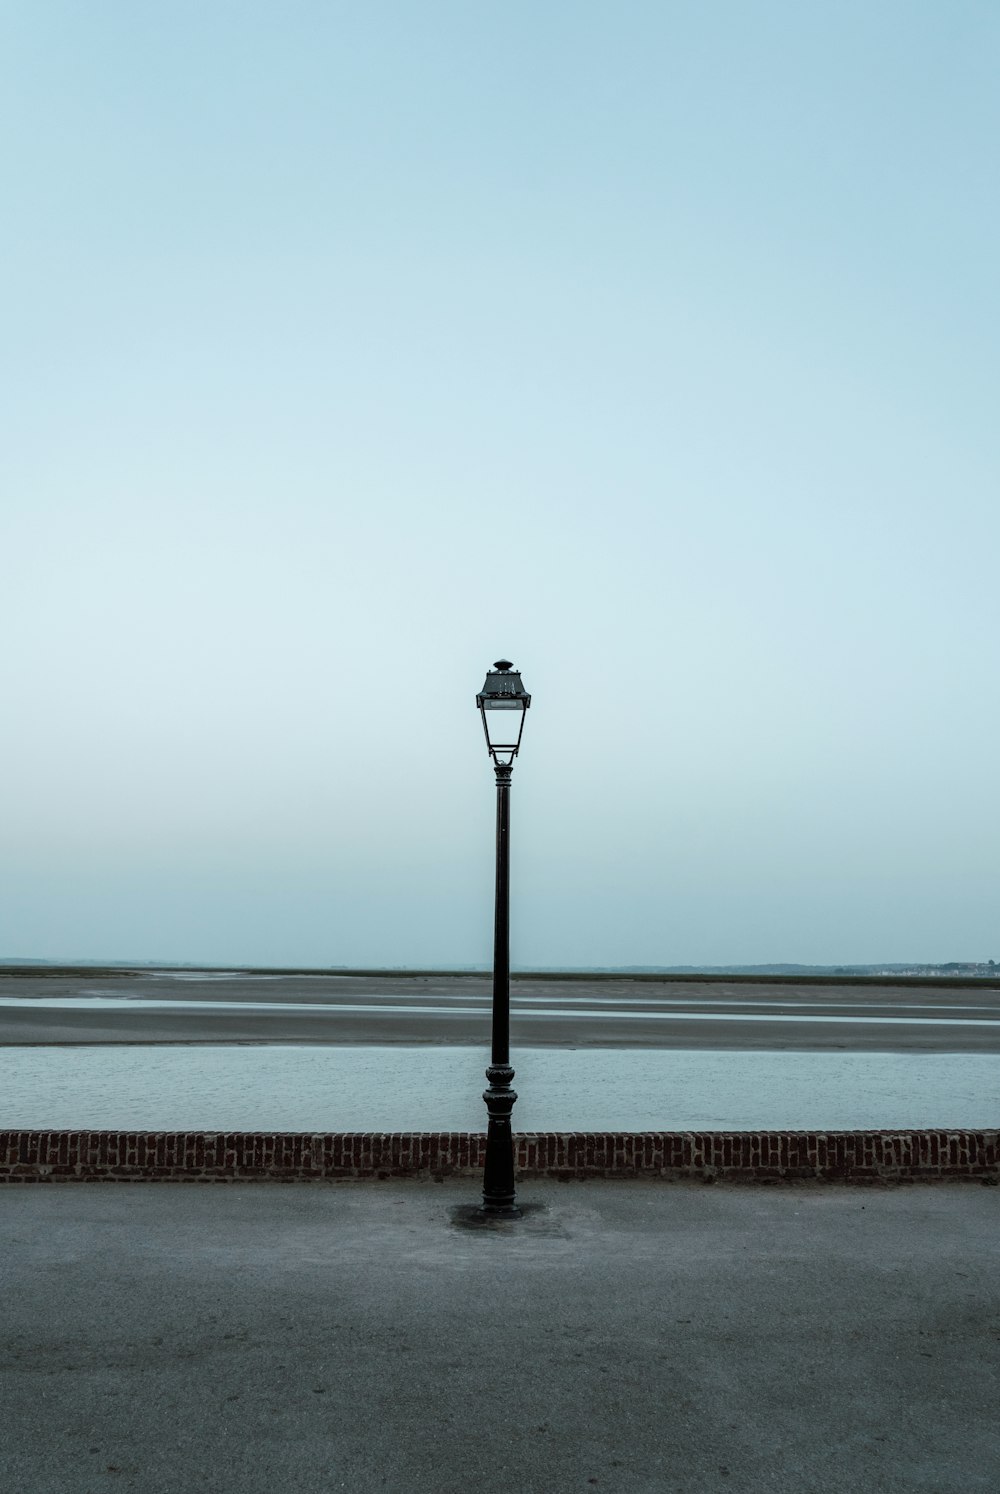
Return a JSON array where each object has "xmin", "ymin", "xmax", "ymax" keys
[
  {"xmin": 482, "ymin": 1062, "xmax": 519, "ymax": 1214},
  {"xmin": 451, "ymin": 1203, "xmax": 524, "ymax": 1228}
]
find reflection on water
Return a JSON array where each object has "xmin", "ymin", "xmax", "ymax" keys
[{"xmin": 1, "ymin": 1045, "xmax": 997, "ymax": 1131}]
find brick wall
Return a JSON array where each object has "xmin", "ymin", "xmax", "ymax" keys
[{"xmin": 1, "ymin": 1130, "xmax": 997, "ymax": 1183}]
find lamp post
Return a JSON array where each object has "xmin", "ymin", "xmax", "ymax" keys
[{"xmin": 476, "ymin": 659, "xmax": 531, "ymax": 1217}]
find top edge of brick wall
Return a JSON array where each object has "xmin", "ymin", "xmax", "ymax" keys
[{"xmin": 2, "ymin": 1128, "xmax": 998, "ymax": 1143}]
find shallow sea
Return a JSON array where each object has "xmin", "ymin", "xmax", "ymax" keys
[{"xmin": 2, "ymin": 1044, "xmax": 997, "ymax": 1131}]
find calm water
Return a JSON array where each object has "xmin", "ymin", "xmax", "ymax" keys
[{"xmin": 2, "ymin": 1045, "xmax": 997, "ymax": 1131}]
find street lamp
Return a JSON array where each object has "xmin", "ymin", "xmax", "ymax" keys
[{"xmin": 476, "ymin": 659, "xmax": 531, "ymax": 1216}]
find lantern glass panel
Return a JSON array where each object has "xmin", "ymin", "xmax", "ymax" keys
[{"xmin": 482, "ymin": 703, "xmax": 525, "ymax": 757}]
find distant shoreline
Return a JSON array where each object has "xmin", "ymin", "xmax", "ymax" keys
[{"xmin": 1, "ymin": 964, "xmax": 998, "ymax": 990}]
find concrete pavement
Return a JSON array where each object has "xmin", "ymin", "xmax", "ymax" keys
[{"xmin": 1, "ymin": 1179, "xmax": 998, "ymax": 1493}]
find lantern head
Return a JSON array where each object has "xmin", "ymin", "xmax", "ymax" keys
[{"xmin": 476, "ymin": 659, "xmax": 531, "ymax": 767}]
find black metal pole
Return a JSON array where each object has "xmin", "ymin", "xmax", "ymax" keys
[{"xmin": 481, "ymin": 760, "xmax": 519, "ymax": 1214}]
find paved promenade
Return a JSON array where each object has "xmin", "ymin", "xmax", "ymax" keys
[{"xmin": 2, "ymin": 1180, "xmax": 997, "ymax": 1493}]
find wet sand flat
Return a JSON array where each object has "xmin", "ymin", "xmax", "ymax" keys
[{"xmin": 1, "ymin": 970, "xmax": 999, "ymax": 1051}]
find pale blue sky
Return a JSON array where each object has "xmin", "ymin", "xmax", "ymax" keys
[{"xmin": 2, "ymin": 4, "xmax": 997, "ymax": 966}]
